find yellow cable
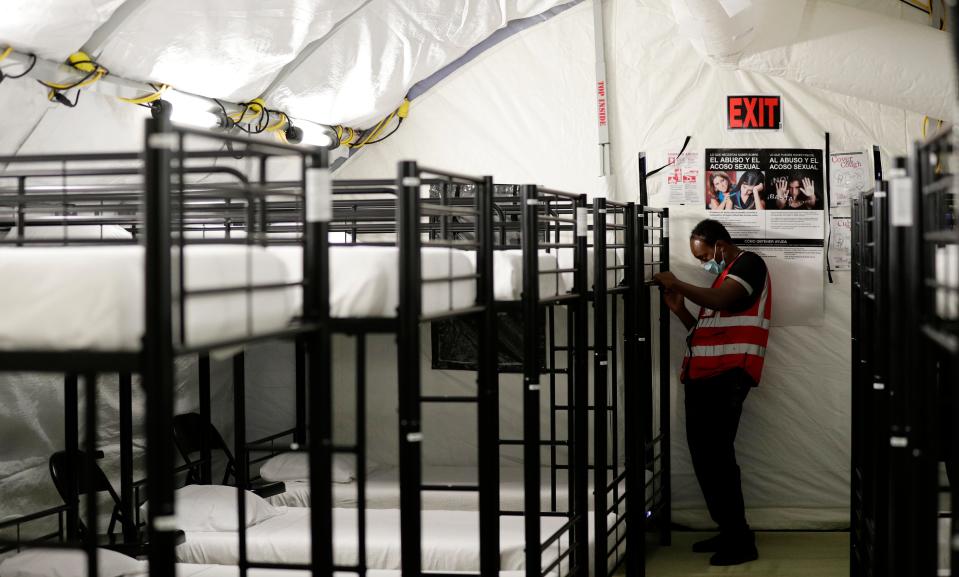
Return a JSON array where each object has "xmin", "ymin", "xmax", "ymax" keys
[
  {"xmin": 355, "ymin": 112, "xmax": 393, "ymax": 148},
  {"xmin": 903, "ymin": 0, "xmax": 932, "ymax": 12},
  {"xmin": 117, "ymin": 84, "xmax": 170, "ymax": 104},
  {"xmin": 350, "ymin": 99, "xmax": 408, "ymax": 149},
  {"xmin": 0, "ymin": 46, "xmax": 12, "ymax": 63},
  {"xmin": 229, "ymin": 97, "xmax": 266, "ymax": 124},
  {"xmin": 40, "ymin": 51, "xmax": 107, "ymax": 91},
  {"xmin": 265, "ymin": 112, "xmax": 288, "ymax": 133}
]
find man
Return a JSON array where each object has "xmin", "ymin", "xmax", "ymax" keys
[{"xmin": 652, "ymin": 219, "xmax": 771, "ymax": 566}]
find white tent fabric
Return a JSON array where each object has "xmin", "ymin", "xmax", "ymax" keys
[
  {"xmin": 331, "ymin": 0, "xmax": 953, "ymax": 529},
  {"xmin": 670, "ymin": 0, "xmax": 954, "ymax": 125},
  {"xmin": 0, "ymin": 0, "xmax": 126, "ymax": 59},
  {"xmin": 0, "ymin": 0, "xmax": 573, "ymax": 161}
]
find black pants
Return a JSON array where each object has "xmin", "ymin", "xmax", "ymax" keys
[{"xmin": 684, "ymin": 370, "xmax": 752, "ymax": 539}]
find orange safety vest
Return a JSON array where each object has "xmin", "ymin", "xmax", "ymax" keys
[{"xmin": 681, "ymin": 252, "xmax": 772, "ymax": 385}]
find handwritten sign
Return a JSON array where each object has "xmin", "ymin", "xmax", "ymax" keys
[{"xmin": 829, "ymin": 151, "xmax": 870, "ymax": 207}]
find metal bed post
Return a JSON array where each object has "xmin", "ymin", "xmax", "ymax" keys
[
  {"xmin": 477, "ymin": 175, "xmax": 501, "ymax": 577},
  {"xmin": 304, "ymin": 149, "xmax": 334, "ymax": 577},
  {"xmin": 119, "ymin": 372, "xmax": 136, "ymax": 541},
  {"xmin": 886, "ymin": 159, "xmax": 912, "ymax": 577},
  {"xmin": 521, "ymin": 184, "xmax": 542, "ymax": 577},
  {"xmin": 294, "ymin": 339, "xmax": 307, "ymax": 446},
  {"xmin": 622, "ymin": 202, "xmax": 642, "ymax": 577},
  {"xmin": 658, "ymin": 209, "xmax": 671, "ymax": 546},
  {"xmin": 397, "ymin": 160, "xmax": 423, "ymax": 577},
  {"xmin": 572, "ymin": 194, "xmax": 590, "ymax": 576},
  {"xmin": 143, "ymin": 115, "xmax": 178, "ymax": 577},
  {"xmin": 871, "ymin": 183, "xmax": 891, "ymax": 577},
  {"xmin": 15, "ymin": 176, "xmax": 25, "ymax": 245},
  {"xmin": 592, "ymin": 198, "xmax": 609, "ymax": 577},
  {"xmin": 234, "ymin": 352, "xmax": 249, "ymax": 577},
  {"xmin": 82, "ymin": 373, "xmax": 99, "ymax": 577},
  {"xmin": 637, "ymin": 209, "xmax": 653, "ymax": 505},
  {"xmin": 906, "ymin": 144, "xmax": 939, "ymax": 577},
  {"xmin": 64, "ymin": 374, "xmax": 79, "ymax": 541},
  {"xmin": 850, "ymin": 196, "xmax": 863, "ymax": 577},
  {"xmin": 199, "ymin": 354, "xmax": 213, "ymax": 484},
  {"xmin": 355, "ymin": 334, "xmax": 368, "ymax": 577}
]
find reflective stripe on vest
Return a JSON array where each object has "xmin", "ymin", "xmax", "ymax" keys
[{"xmin": 682, "ymin": 252, "xmax": 771, "ymax": 384}]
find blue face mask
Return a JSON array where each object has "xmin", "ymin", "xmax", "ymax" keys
[{"xmin": 703, "ymin": 248, "xmax": 725, "ymax": 275}]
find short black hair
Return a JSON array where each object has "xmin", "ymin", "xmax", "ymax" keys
[{"xmin": 690, "ymin": 219, "xmax": 731, "ymax": 245}]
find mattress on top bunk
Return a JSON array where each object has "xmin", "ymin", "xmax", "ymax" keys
[
  {"xmin": 269, "ymin": 245, "xmax": 476, "ymax": 318},
  {"xmin": 461, "ymin": 250, "xmax": 564, "ymax": 301},
  {"xmin": 554, "ymin": 247, "xmax": 635, "ymax": 290},
  {"xmin": 268, "ymin": 464, "xmax": 651, "ymax": 512},
  {"xmin": 174, "ymin": 506, "xmax": 584, "ymax": 572},
  {"xmin": 0, "ymin": 245, "xmax": 295, "ymax": 351}
]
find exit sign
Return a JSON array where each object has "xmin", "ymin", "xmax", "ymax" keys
[{"xmin": 727, "ymin": 95, "xmax": 782, "ymax": 130}]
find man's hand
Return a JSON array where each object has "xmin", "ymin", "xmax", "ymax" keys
[
  {"xmin": 663, "ymin": 288, "xmax": 685, "ymax": 313},
  {"xmin": 653, "ymin": 271, "xmax": 678, "ymax": 290}
]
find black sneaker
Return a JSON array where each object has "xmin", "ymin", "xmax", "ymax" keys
[
  {"xmin": 709, "ymin": 542, "xmax": 759, "ymax": 566},
  {"xmin": 691, "ymin": 534, "xmax": 723, "ymax": 553}
]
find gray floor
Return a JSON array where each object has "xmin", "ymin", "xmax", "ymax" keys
[{"xmin": 619, "ymin": 532, "xmax": 849, "ymax": 577}]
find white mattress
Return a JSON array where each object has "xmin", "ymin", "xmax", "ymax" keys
[
  {"xmin": 0, "ymin": 245, "xmax": 295, "ymax": 351},
  {"xmin": 0, "ymin": 553, "xmax": 528, "ymax": 577},
  {"xmin": 269, "ymin": 465, "xmax": 650, "ymax": 513},
  {"xmin": 175, "ymin": 506, "xmax": 584, "ymax": 572},
  {"xmin": 936, "ymin": 245, "xmax": 958, "ymax": 320},
  {"xmin": 269, "ymin": 245, "xmax": 477, "ymax": 318},
  {"xmin": 462, "ymin": 250, "xmax": 564, "ymax": 301},
  {"xmin": 555, "ymin": 247, "xmax": 635, "ymax": 291},
  {"xmin": 176, "ymin": 566, "xmax": 529, "ymax": 577}
]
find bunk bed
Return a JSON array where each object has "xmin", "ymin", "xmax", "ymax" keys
[
  {"xmin": 907, "ymin": 129, "xmax": 958, "ymax": 576},
  {"xmin": 0, "ymin": 139, "xmax": 673, "ymax": 577},
  {"xmin": 850, "ymin": 150, "xmax": 890, "ymax": 577},
  {"xmin": 0, "ymin": 117, "xmax": 331, "ymax": 577}
]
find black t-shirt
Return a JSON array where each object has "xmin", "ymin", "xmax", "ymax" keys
[{"xmin": 723, "ymin": 251, "xmax": 768, "ymax": 312}]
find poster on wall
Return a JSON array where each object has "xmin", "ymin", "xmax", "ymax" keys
[
  {"xmin": 704, "ymin": 148, "xmax": 825, "ymax": 326},
  {"xmin": 829, "ymin": 151, "xmax": 870, "ymax": 208},
  {"xmin": 666, "ymin": 150, "xmax": 700, "ymax": 204},
  {"xmin": 829, "ymin": 217, "xmax": 852, "ymax": 271}
]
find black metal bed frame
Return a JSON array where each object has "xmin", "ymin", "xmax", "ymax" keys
[
  {"xmin": 852, "ymin": 132, "xmax": 959, "ymax": 577},
  {"xmin": 850, "ymin": 148, "xmax": 889, "ymax": 577},
  {"xmin": 0, "ymin": 117, "xmax": 331, "ymax": 577},
  {"xmin": 901, "ymin": 129, "xmax": 958, "ymax": 577},
  {"xmin": 0, "ymin": 149, "xmax": 674, "ymax": 577}
]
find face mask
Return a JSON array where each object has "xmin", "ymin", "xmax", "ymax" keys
[{"xmin": 703, "ymin": 248, "xmax": 725, "ymax": 275}]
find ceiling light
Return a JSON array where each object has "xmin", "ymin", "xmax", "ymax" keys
[
  {"xmin": 151, "ymin": 90, "xmax": 230, "ymax": 129},
  {"xmin": 293, "ymin": 121, "xmax": 339, "ymax": 149}
]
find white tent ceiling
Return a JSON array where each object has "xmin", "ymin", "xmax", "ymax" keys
[
  {"xmin": 0, "ymin": 0, "xmax": 572, "ymax": 156},
  {"xmin": 0, "ymin": 0, "xmax": 952, "ymax": 159}
]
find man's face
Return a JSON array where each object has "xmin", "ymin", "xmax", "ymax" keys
[{"xmin": 690, "ymin": 237, "xmax": 718, "ymax": 264}]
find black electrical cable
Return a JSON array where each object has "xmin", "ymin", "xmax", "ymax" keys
[
  {"xmin": 645, "ymin": 135, "xmax": 692, "ymax": 177},
  {"xmin": 364, "ymin": 117, "xmax": 404, "ymax": 145},
  {"xmin": 0, "ymin": 52, "xmax": 38, "ymax": 84},
  {"xmin": 50, "ymin": 90, "xmax": 81, "ymax": 108},
  {"xmin": 39, "ymin": 58, "xmax": 109, "ymax": 92}
]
